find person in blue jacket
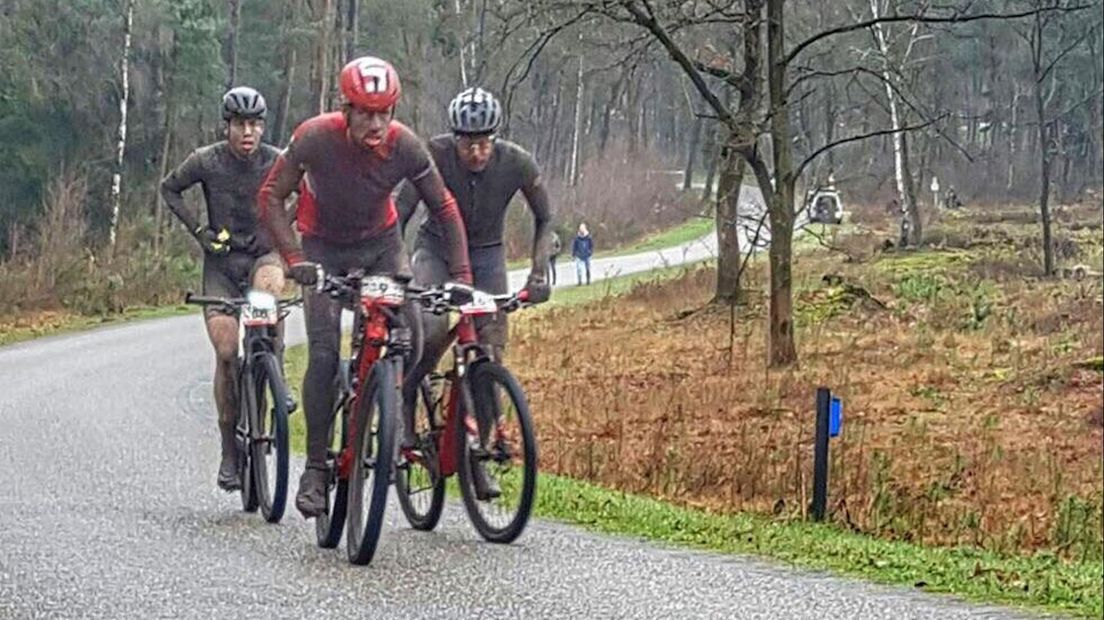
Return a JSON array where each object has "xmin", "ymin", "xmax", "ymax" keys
[{"xmin": 572, "ymin": 222, "xmax": 593, "ymax": 286}]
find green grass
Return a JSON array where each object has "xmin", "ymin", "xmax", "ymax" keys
[
  {"xmin": 603, "ymin": 216, "xmax": 715, "ymax": 258},
  {"xmin": 508, "ymin": 216, "xmax": 716, "ymax": 270},
  {"xmin": 0, "ymin": 303, "xmax": 197, "ymax": 347},
  {"xmin": 532, "ymin": 475, "xmax": 1101, "ymax": 618}
]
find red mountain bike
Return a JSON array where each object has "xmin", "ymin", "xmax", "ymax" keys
[
  {"xmin": 311, "ymin": 270, "xmax": 413, "ymax": 565},
  {"xmin": 396, "ymin": 285, "xmax": 539, "ymax": 544}
]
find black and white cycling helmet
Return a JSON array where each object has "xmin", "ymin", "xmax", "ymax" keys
[
  {"xmin": 222, "ymin": 86, "xmax": 267, "ymax": 121},
  {"xmin": 447, "ymin": 87, "xmax": 502, "ymax": 135}
]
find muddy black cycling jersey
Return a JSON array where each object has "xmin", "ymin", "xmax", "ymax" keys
[
  {"xmin": 396, "ymin": 135, "xmax": 551, "ymax": 258},
  {"xmin": 160, "ymin": 141, "xmax": 281, "ymax": 253}
]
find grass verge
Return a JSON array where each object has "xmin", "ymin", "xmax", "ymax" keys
[
  {"xmin": 279, "ymin": 258, "xmax": 1098, "ymax": 618},
  {"xmin": 0, "ymin": 304, "xmax": 197, "ymax": 347},
  {"xmin": 532, "ymin": 474, "xmax": 1101, "ymax": 618}
]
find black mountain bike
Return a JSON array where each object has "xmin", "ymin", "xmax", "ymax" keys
[{"xmin": 186, "ymin": 290, "xmax": 301, "ymax": 523}]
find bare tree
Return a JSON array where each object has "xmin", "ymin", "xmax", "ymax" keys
[
  {"xmin": 569, "ymin": 54, "xmax": 585, "ymax": 185},
  {"xmin": 682, "ymin": 115, "xmax": 704, "ymax": 192},
  {"xmin": 310, "ymin": 0, "xmax": 335, "ymax": 114},
  {"xmin": 225, "ymin": 0, "xmax": 242, "ymax": 90},
  {"xmin": 345, "ymin": 0, "xmax": 358, "ymax": 60},
  {"xmin": 109, "ymin": 0, "xmax": 135, "ymax": 250},
  {"xmin": 865, "ymin": 0, "xmax": 925, "ymax": 246},
  {"xmin": 1017, "ymin": 0, "xmax": 1095, "ymax": 276},
  {"xmin": 274, "ymin": 1, "xmax": 300, "ymax": 144}
]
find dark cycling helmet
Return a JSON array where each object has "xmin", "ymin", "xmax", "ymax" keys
[
  {"xmin": 448, "ymin": 87, "xmax": 502, "ymax": 135},
  {"xmin": 222, "ymin": 86, "xmax": 267, "ymax": 121}
]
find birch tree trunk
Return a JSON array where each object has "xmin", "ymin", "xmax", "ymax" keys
[
  {"xmin": 109, "ymin": 0, "xmax": 135, "ymax": 250},
  {"xmin": 1007, "ymin": 85, "xmax": 1021, "ymax": 192},
  {"xmin": 454, "ymin": 0, "xmax": 469, "ymax": 86},
  {"xmin": 569, "ymin": 55, "xmax": 584, "ymax": 186},
  {"xmin": 869, "ymin": 0, "xmax": 920, "ymax": 246}
]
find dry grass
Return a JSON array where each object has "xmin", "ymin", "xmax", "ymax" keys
[
  {"xmin": 0, "ymin": 172, "xmax": 200, "ymax": 318},
  {"xmin": 509, "ymin": 206, "xmax": 1104, "ymax": 560}
]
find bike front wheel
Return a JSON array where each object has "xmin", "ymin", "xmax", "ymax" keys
[
  {"xmin": 457, "ymin": 361, "xmax": 537, "ymax": 544},
  {"xmin": 344, "ymin": 357, "xmax": 398, "ymax": 565},
  {"xmin": 250, "ymin": 353, "xmax": 290, "ymax": 524},
  {"xmin": 237, "ymin": 365, "xmax": 259, "ymax": 513}
]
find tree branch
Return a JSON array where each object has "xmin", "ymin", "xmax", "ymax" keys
[
  {"xmin": 619, "ymin": 0, "xmax": 736, "ymax": 127},
  {"xmin": 1039, "ymin": 23, "xmax": 1094, "ymax": 82},
  {"xmin": 500, "ymin": 9, "xmax": 593, "ymax": 125},
  {"xmin": 1055, "ymin": 88, "xmax": 1102, "ymax": 119},
  {"xmin": 795, "ymin": 114, "xmax": 948, "ymax": 179},
  {"xmin": 695, "ymin": 62, "xmax": 751, "ymax": 92},
  {"xmin": 784, "ymin": 4, "xmax": 1094, "ymax": 67}
]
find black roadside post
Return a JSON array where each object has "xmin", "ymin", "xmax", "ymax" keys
[{"xmin": 811, "ymin": 387, "xmax": 831, "ymax": 522}]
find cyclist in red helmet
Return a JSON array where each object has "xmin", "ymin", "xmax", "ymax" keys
[{"xmin": 257, "ymin": 56, "xmax": 472, "ymax": 518}]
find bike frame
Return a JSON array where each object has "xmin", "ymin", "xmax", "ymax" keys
[
  {"xmin": 435, "ymin": 315, "xmax": 498, "ymax": 477},
  {"xmin": 332, "ymin": 282, "xmax": 410, "ymax": 481}
]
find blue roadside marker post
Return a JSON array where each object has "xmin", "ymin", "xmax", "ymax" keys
[{"xmin": 811, "ymin": 387, "xmax": 843, "ymax": 522}]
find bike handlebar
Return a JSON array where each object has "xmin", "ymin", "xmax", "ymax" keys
[
  {"xmin": 183, "ymin": 292, "xmax": 303, "ymax": 310},
  {"xmin": 314, "ymin": 271, "xmax": 536, "ymax": 315}
]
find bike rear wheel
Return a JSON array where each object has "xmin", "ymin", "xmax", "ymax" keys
[
  {"xmin": 457, "ymin": 361, "xmax": 537, "ymax": 544},
  {"xmin": 315, "ymin": 405, "xmax": 348, "ymax": 544},
  {"xmin": 345, "ymin": 358, "xmax": 398, "ymax": 565},
  {"xmin": 250, "ymin": 353, "xmax": 290, "ymax": 523},
  {"xmin": 396, "ymin": 377, "xmax": 446, "ymax": 531},
  {"xmin": 316, "ymin": 362, "xmax": 352, "ymax": 548}
]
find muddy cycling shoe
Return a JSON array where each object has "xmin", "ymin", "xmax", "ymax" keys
[
  {"xmin": 217, "ymin": 453, "xmax": 242, "ymax": 492},
  {"xmin": 469, "ymin": 456, "xmax": 501, "ymax": 501},
  {"xmin": 295, "ymin": 465, "xmax": 329, "ymax": 518},
  {"xmin": 285, "ymin": 394, "xmax": 298, "ymax": 415}
]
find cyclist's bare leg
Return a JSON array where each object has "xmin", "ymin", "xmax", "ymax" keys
[
  {"xmin": 251, "ymin": 254, "xmax": 287, "ymax": 361},
  {"xmin": 206, "ymin": 313, "xmax": 241, "ymax": 489}
]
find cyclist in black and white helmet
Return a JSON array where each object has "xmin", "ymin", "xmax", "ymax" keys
[
  {"xmin": 397, "ymin": 86, "xmax": 554, "ymax": 500},
  {"xmin": 222, "ymin": 86, "xmax": 269, "ymax": 120},
  {"xmin": 160, "ymin": 86, "xmax": 285, "ymax": 493},
  {"xmin": 447, "ymin": 86, "xmax": 503, "ymax": 134}
]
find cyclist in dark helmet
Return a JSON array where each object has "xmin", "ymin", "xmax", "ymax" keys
[
  {"xmin": 397, "ymin": 86, "xmax": 553, "ymax": 500},
  {"xmin": 160, "ymin": 86, "xmax": 285, "ymax": 492}
]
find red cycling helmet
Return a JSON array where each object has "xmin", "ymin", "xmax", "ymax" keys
[{"xmin": 339, "ymin": 56, "xmax": 401, "ymax": 111}]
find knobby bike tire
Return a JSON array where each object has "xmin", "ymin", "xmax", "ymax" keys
[
  {"xmin": 345, "ymin": 357, "xmax": 398, "ymax": 565},
  {"xmin": 251, "ymin": 353, "xmax": 290, "ymax": 524},
  {"xmin": 396, "ymin": 378, "xmax": 446, "ymax": 531},
  {"xmin": 457, "ymin": 361, "xmax": 537, "ymax": 544}
]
